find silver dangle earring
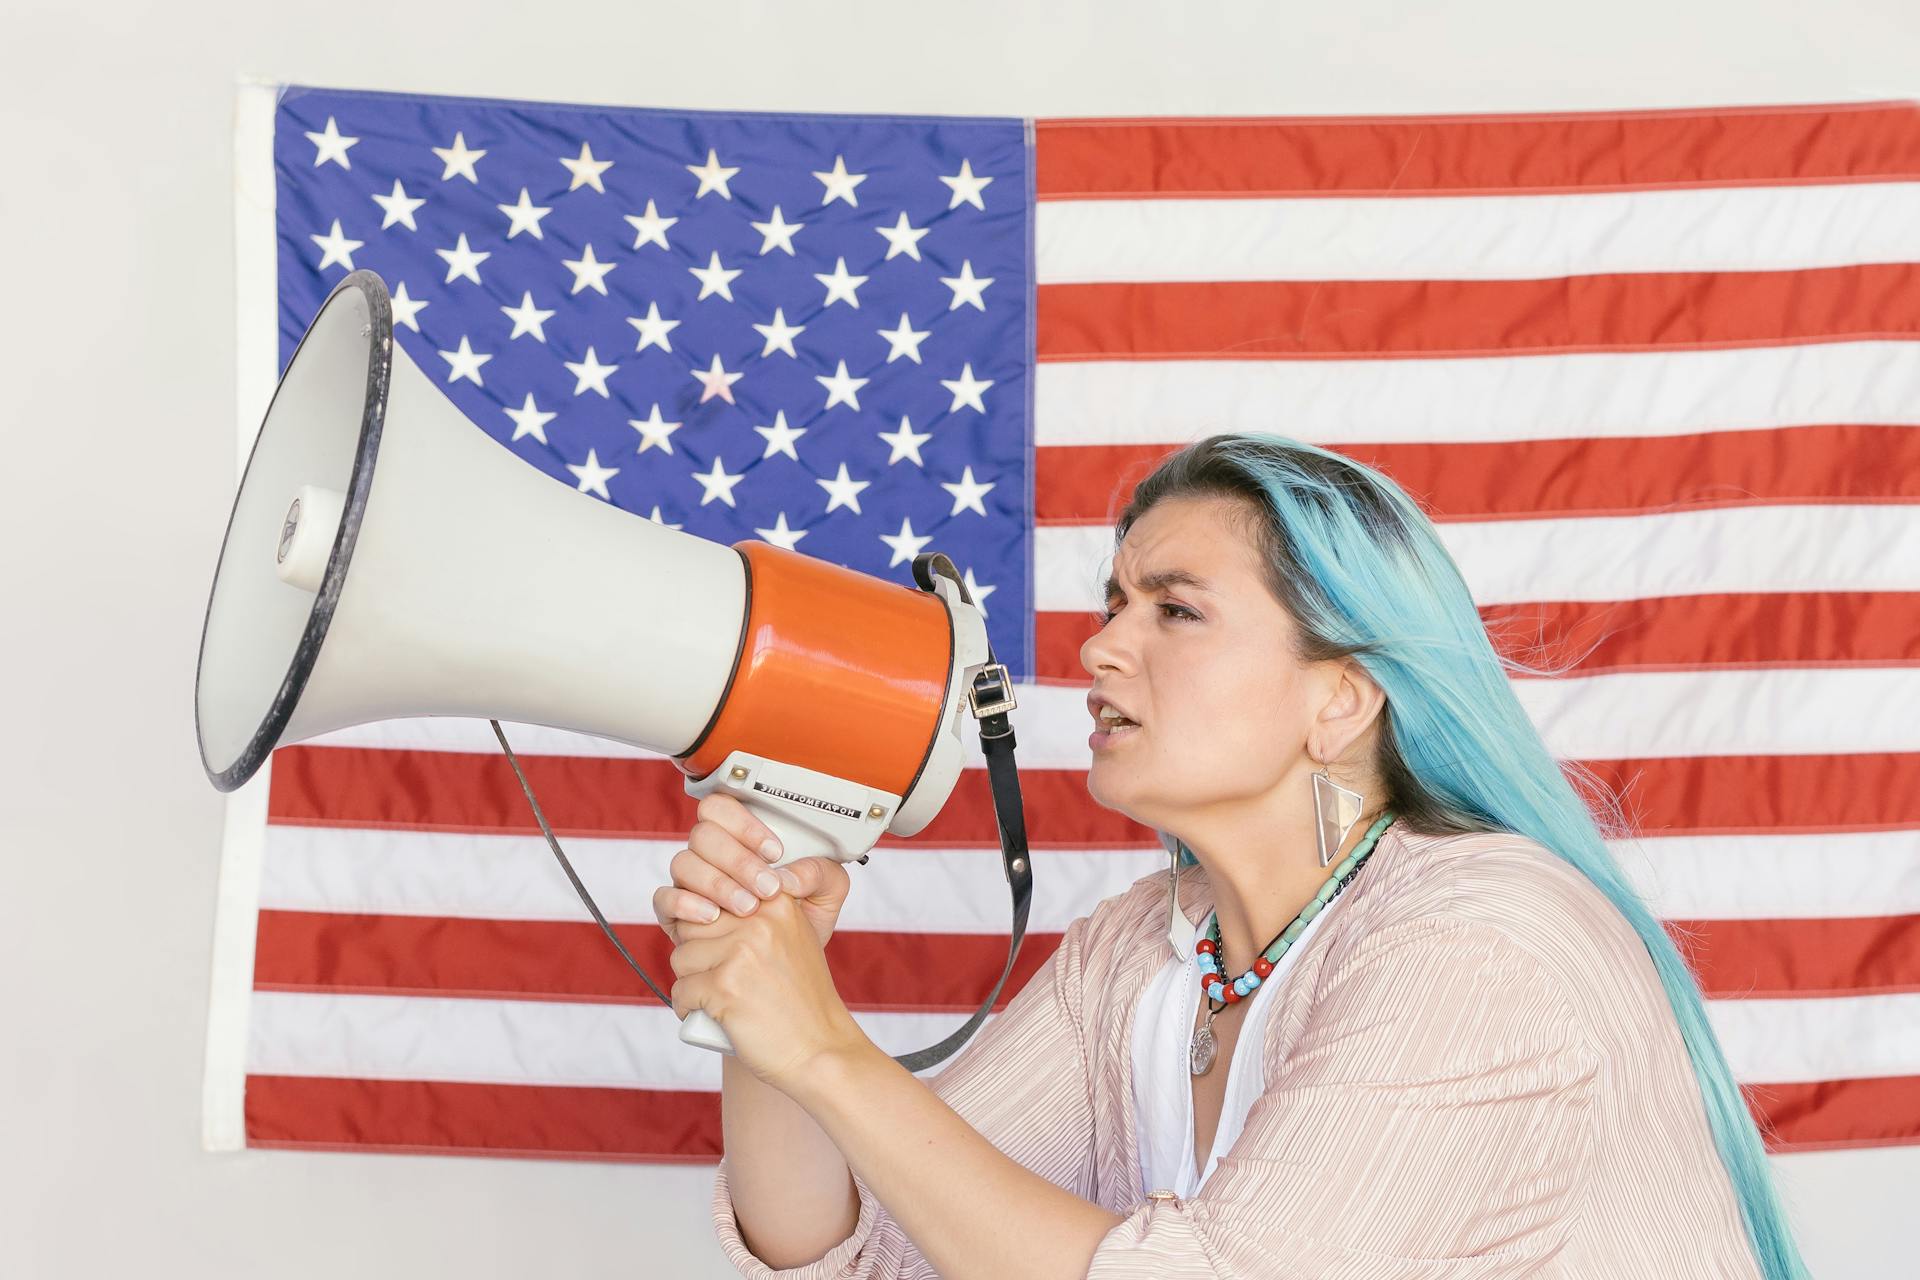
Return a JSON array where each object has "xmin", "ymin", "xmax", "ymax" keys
[{"xmin": 1312, "ymin": 768, "xmax": 1364, "ymax": 868}]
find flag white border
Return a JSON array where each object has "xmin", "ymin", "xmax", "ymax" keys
[{"xmin": 200, "ymin": 74, "xmax": 281, "ymax": 1154}]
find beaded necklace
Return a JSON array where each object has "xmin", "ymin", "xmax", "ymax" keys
[{"xmin": 1190, "ymin": 810, "xmax": 1398, "ymax": 1076}]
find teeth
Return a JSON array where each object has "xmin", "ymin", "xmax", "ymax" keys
[{"xmin": 1098, "ymin": 706, "xmax": 1138, "ymax": 727}]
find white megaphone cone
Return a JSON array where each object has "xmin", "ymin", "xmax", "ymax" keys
[{"xmin": 196, "ymin": 271, "xmax": 1026, "ymax": 1064}]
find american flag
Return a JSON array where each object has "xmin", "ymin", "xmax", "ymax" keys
[{"xmin": 208, "ymin": 87, "xmax": 1920, "ymax": 1164}]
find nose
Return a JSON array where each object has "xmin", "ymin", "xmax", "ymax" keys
[{"xmin": 1079, "ymin": 608, "xmax": 1131, "ymax": 679}]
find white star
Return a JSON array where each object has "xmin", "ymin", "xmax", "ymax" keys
[
  {"xmin": 501, "ymin": 291, "xmax": 555, "ymax": 341},
  {"xmin": 689, "ymin": 250, "xmax": 743, "ymax": 302},
  {"xmin": 814, "ymin": 256, "xmax": 869, "ymax": 309},
  {"xmin": 504, "ymin": 392, "xmax": 556, "ymax": 444},
  {"xmin": 389, "ymin": 281, "xmax": 428, "ymax": 332},
  {"xmin": 435, "ymin": 233, "xmax": 489, "ymax": 285},
  {"xmin": 752, "ymin": 308, "xmax": 804, "ymax": 358},
  {"xmin": 878, "ymin": 415, "xmax": 932, "ymax": 466},
  {"xmin": 874, "ymin": 211, "xmax": 930, "ymax": 261},
  {"xmin": 690, "ymin": 353, "xmax": 745, "ymax": 405},
  {"xmin": 686, "ymin": 148, "xmax": 740, "ymax": 200},
  {"xmin": 879, "ymin": 517, "xmax": 933, "ymax": 568},
  {"xmin": 305, "ymin": 116, "xmax": 358, "ymax": 169},
  {"xmin": 939, "ymin": 158, "xmax": 994, "ymax": 211},
  {"xmin": 438, "ymin": 335, "xmax": 492, "ymax": 387},
  {"xmin": 753, "ymin": 410, "xmax": 807, "ymax": 461},
  {"xmin": 564, "ymin": 346, "xmax": 618, "ymax": 397},
  {"xmin": 750, "ymin": 205, "xmax": 805, "ymax": 255},
  {"xmin": 645, "ymin": 505, "xmax": 683, "ymax": 530},
  {"xmin": 940, "ymin": 363, "xmax": 994, "ymax": 413},
  {"xmin": 940, "ymin": 465, "xmax": 996, "ymax": 517},
  {"xmin": 817, "ymin": 462, "xmax": 871, "ymax": 515},
  {"xmin": 560, "ymin": 141, "xmax": 614, "ymax": 193},
  {"xmin": 940, "ymin": 259, "xmax": 994, "ymax": 311},
  {"xmin": 309, "ymin": 219, "xmax": 363, "ymax": 271},
  {"xmin": 815, "ymin": 360, "xmax": 870, "ymax": 411},
  {"xmin": 876, "ymin": 312, "xmax": 931, "ymax": 364},
  {"xmin": 371, "ymin": 179, "xmax": 425, "ymax": 231},
  {"xmin": 962, "ymin": 567, "xmax": 997, "ymax": 616},
  {"xmin": 568, "ymin": 448, "xmax": 618, "ymax": 500},
  {"xmin": 624, "ymin": 199, "xmax": 679, "ymax": 251},
  {"xmin": 629, "ymin": 404, "xmax": 683, "ymax": 455},
  {"xmin": 626, "ymin": 302, "xmax": 681, "ymax": 354},
  {"xmin": 692, "ymin": 455, "xmax": 746, "ymax": 508},
  {"xmin": 497, "ymin": 187, "xmax": 552, "ymax": 240},
  {"xmin": 433, "ymin": 132, "xmax": 486, "ymax": 183},
  {"xmin": 562, "ymin": 243, "xmax": 616, "ymax": 295},
  {"xmin": 813, "ymin": 154, "xmax": 869, "ymax": 207},
  {"xmin": 754, "ymin": 512, "xmax": 808, "ymax": 551}
]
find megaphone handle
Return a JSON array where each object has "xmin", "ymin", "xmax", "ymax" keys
[{"xmin": 679, "ymin": 1009, "xmax": 737, "ymax": 1055}]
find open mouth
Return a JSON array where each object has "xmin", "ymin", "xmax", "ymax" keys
[{"xmin": 1094, "ymin": 709, "xmax": 1142, "ymax": 736}]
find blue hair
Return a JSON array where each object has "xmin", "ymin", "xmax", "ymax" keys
[{"xmin": 1120, "ymin": 432, "xmax": 1808, "ymax": 1280}]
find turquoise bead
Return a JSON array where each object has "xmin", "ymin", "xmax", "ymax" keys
[
  {"xmin": 1282, "ymin": 919, "xmax": 1305, "ymax": 942},
  {"xmin": 1300, "ymin": 899, "xmax": 1322, "ymax": 921},
  {"xmin": 1245, "ymin": 972, "xmax": 1261, "ymax": 989}
]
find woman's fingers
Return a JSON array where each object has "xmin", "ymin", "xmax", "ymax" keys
[
  {"xmin": 695, "ymin": 791, "xmax": 785, "ymax": 862},
  {"xmin": 687, "ymin": 818, "xmax": 784, "ymax": 909},
  {"xmin": 651, "ymin": 884, "xmax": 722, "ymax": 944}
]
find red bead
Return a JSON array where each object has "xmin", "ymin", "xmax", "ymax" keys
[
  {"xmin": 1223, "ymin": 986, "xmax": 1242, "ymax": 1003},
  {"xmin": 1253, "ymin": 957, "xmax": 1273, "ymax": 978},
  {"xmin": 1195, "ymin": 938, "xmax": 1216, "ymax": 955}
]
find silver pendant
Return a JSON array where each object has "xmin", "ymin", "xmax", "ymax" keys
[{"xmin": 1189, "ymin": 1015, "xmax": 1217, "ymax": 1076}]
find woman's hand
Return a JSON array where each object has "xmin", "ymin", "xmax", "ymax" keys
[
  {"xmin": 667, "ymin": 889, "xmax": 871, "ymax": 1094},
  {"xmin": 651, "ymin": 792, "xmax": 852, "ymax": 949}
]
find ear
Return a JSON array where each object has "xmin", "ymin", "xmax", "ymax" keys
[{"xmin": 1309, "ymin": 658, "xmax": 1387, "ymax": 764}]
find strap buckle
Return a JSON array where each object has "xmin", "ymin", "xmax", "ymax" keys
[{"xmin": 966, "ymin": 662, "xmax": 1017, "ymax": 719}]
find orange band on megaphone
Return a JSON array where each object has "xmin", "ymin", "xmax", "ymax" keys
[{"xmin": 675, "ymin": 541, "xmax": 952, "ymax": 798}]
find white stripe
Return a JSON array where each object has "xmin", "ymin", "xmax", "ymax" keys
[
  {"xmin": 247, "ymin": 991, "xmax": 994, "ymax": 1090},
  {"xmin": 203, "ymin": 77, "xmax": 281, "ymax": 1158},
  {"xmin": 961, "ymin": 672, "xmax": 1920, "ymax": 770},
  {"xmin": 259, "ymin": 823, "xmax": 1920, "ymax": 930},
  {"xmin": 1036, "ymin": 182, "xmax": 1920, "ymax": 283},
  {"xmin": 246, "ymin": 987, "xmax": 1920, "ymax": 1091},
  {"xmin": 1610, "ymin": 830, "xmax": 1920, "ymax": 921},
  {"xmin": 1036, "ymin": 504, "xmax": 1920, "ymax": 610},
  {"xmin": 260, "ymin": 824, "xmax": 1167, "ymax": 935},
  {"xmin": 302, "ymin": 662, "xmax": 1920, "ymax": 774},
  {"xmin": 1033, "ymin": 341, "xmax": 1920, "ymax": 446},
  {"xmin": 1710, "ymin": 992, "xmax": 1920, "ymax": 1084}
]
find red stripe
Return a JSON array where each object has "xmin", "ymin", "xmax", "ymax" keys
[
  {"xmin": 253, "ymin": 908, "xmax": 1920, "ymax": 1009},
  {"xmin": 1742, "ymin": 1074, "xmax": 1920, "ymax": 1153},
  {"xmin": 1036, "ymin": 592, "xmax": 1920, "ymax": 684},
  {"xmin": 254, "ymin": 909, "xmax": 1065, "ymax": 1013},
  {"xmin": 266, "ymin": 748, "xmax": 1153, "ymax": 847},
  {"xmin": 1666, "ymin": 914, "xmax": 1920, "ymax": 999},
  {"xmin": 1035, "ymin": 102, "xmax": 1920, "ymax": 198},
  {"xmin": 242, "ymin": 1070, "xmax": 1920, "ymax": 1158},
  {"xmin": 268, "ymin": 746, "xmax": 1920, "ymax": 842},
  {"xmin": 1034, "ymin": 427, "xmax": 1920, "ymax": 526},
  {"xmin": 246, "ymin": 1074, "xmax": 722, "ymax": 1161},
  {"xmin": 1038, "ymin": 268, "xmax": 1920, "ymax": 361}
]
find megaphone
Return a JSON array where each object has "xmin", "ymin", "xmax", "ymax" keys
[{"xmin": 195, "ymin": 270, "xmax": 1031, "ymax": 1066}]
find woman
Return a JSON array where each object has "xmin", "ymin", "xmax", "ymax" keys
[{"xmin": 655, "ymin": 433, "xmax": 1809, "ymax": 1278}]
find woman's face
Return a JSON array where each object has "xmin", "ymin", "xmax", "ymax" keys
[{"xmin": 1079, "ymin": 494, "xmax": 1327, "ymax": 836}]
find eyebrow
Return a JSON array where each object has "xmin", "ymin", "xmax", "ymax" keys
[{"xmin": 1102, "ymin": 567, "xmax": 1213, "ymax": 601}]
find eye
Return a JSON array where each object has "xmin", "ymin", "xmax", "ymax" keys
[{"xmin": 1096, "ymin": 602, "xmax": 1200, "ymax": 626}]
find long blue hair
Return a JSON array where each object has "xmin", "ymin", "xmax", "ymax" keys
[{"xmin": 1119, "ymin": 432, "xmax": 1808, "ymax": 1280}]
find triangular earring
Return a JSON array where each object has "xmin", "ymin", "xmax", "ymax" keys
[{"xmin": 1313, "ymin": 770, "xmax": 1364, "ymax": 868}]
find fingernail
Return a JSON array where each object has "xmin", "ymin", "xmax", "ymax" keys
[
  {"xmin": 754, "ymin": 871, "xmax": 780, "ymax": 897},
  {"xmin": 731, "ymin": 891, "xmax": 756, "ymax": 913},
  {"xmin": 774, "ymin": 866, "xmax": 803, "ymax": 895},
  {"xmin": 697, "ymin": 902, "xmax": 720, "ymax": 922},
  {"xmin": 759, "ymin": 837, "xmax": 783, "ymax": 862}
]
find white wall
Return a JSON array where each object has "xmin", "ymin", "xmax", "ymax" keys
[{"xmin": 2, "ymin": 1, "xmax": 1915, "ymax": 1275}]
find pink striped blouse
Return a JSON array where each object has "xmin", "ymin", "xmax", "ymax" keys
[{"xmin": 712, "ymin": 822, "xmax": 1765, "ymax": 1277}]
